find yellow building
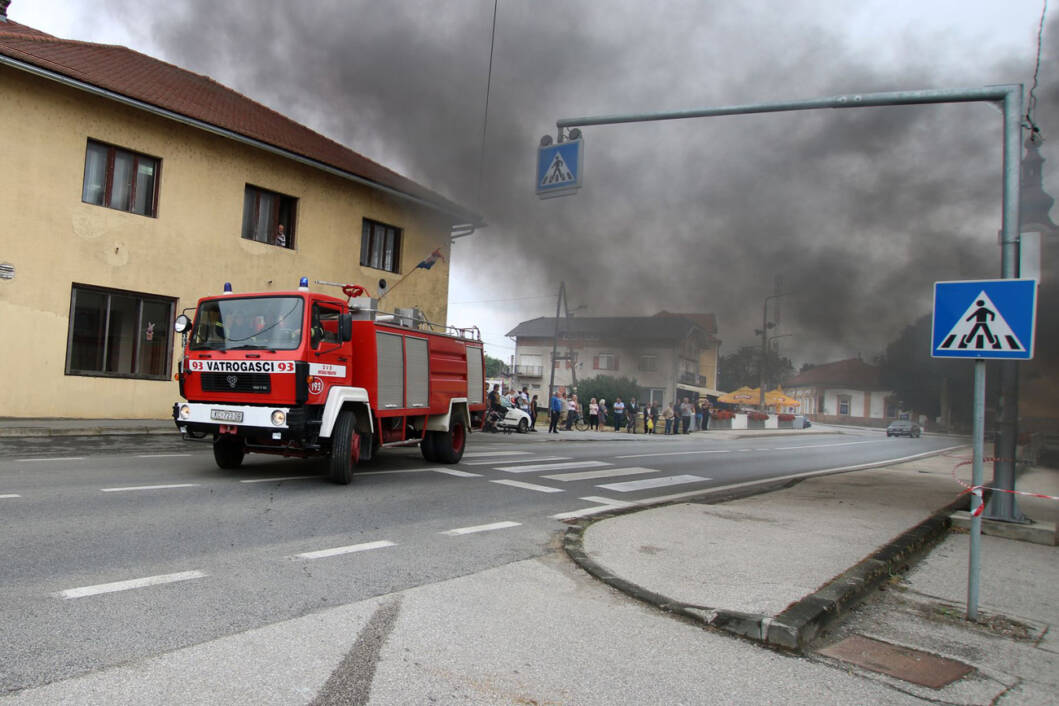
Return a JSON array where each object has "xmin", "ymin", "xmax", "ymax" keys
[{"xmin": 0, "ymin": 16, "xmax": 478, "ymax": 419}]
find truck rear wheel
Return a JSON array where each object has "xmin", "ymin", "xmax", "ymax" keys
[
  {"xmin": 435, "ymin": 420, "xmax": 466, "ymax": 464},
  {"xmin": 420, "ymin": 431, "xmax": 439, "ymax": 462},
  {"xmin": 213, "ymin": 437, "xmax": 245, "ymax": 469},
  {"xmin": 328, "ymin": 410, "xmax": 360, "ymax": 485}
]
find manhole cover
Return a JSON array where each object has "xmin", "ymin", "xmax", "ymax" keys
[{"xmin": 818, "ymin": 635, "xmax": 974, "ymax": 689}]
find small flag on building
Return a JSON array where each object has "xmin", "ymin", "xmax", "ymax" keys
[{"xmin": 416, "ymin": 248, "xmax": 446, "ymax": 270}]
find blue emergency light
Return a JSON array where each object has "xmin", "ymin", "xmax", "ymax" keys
[
  {"xmin": 223, "ymin": 282, "xmax": 232, "ymax": 294},
  {"xmin": 299, "ymin": 277, "xmax": 309, "ymax": 291}
]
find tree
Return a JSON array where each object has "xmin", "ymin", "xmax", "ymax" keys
[
  {"xmin": 485, "ymin": 355, "xmax": 507, "ymax": 378},
  {"xmin": 572, "ymin": 375, "xmax": 642, "ymax": 423},
  {"xmin": 718, "ymin": 345, "xmax": 794, "ymax": 391}
]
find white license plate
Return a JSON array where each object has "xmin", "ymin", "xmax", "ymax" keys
[{"xmin": 210, "ymin": 409, "xmax": 244, "ymax": 423}]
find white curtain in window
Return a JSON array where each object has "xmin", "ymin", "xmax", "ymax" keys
[
  {"xmin": 111, "ymin": 152, "xmax": 133, "ymax": 211},
  {"xmin": 82, "ymin": 143, "xmax": 108, "ymax": 205}
]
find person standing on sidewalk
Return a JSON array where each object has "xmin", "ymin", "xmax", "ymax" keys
[
  {"xmin": 549, "ymin": 391, "xmax": 563, "ymax": 434},
  {"xmin": 680, "ymin": 397, "xmax": 693, "ymax": 434},
  {"xmin": 627, "ymin": 397, "xmax": 639, "ymax": 433},
  {"xmin": 613, "ymin": 397, "xmax": 625, "ymax": 432},
  {"xmin": 663, "ymin": 402, "xmax": 674, "ymax": 435}
]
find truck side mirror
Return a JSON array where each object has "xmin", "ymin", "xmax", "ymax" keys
[{"xmin": 339, "ymin": 313, "xmax": 353, "ymax": 342}]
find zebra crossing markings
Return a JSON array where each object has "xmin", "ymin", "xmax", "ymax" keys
[
  {"xmin": 597, "ymin": 474, "xmax": 710, "ymax": 493},
  {"xmin": 550, "ymin": 496, "xmax": 634, "ymax": 520},
  {"xmin": 494, "ymin": 460, "xmax": 612, "ymax": 474},
  {"xmin": 461, "ymin": 451, "xmax": 533, "ymax": 458},
  {"xmin": 542, "ymin": 467, "xmax": 658, "ymax": 482},
  {"xmin": 490, "ymin": 479, "xmax": 564, "ymax": 493},
  {"xmin": 442, "ymin": 521, "xmax": 522, "ymax": 536},
  {"xmin": 615, "ymin": 449, "xmax": 732, "ymax": 459},
  {"xmin": 463, "ymin": 456, "xmax": 571, "ymax": 466}
]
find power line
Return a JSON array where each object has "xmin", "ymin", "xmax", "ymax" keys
[{"xmin": 476, "ymin": 0, "xmax": 499, "ymax": 207}]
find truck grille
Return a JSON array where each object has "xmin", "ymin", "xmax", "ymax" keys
[{"xmin": 201, "ymin": 372, "xmax": 271, "ymax": 394}]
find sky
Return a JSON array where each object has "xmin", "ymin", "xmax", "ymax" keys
[{"xmin": 11, "ymin": 0, "xmax": 1058, "ymax": 370}]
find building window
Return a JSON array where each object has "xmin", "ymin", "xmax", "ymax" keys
[
  {"xmin": 361, "ymin": 219, "xmax": 402, "ymax": 273},
  {"xmin": 66, "ymin": 285, "xmax": 175, "ymax": 379},
  {"xmin": 645, "ymin": 388, "xmax": 664, "ymax": 404},
  {"xmin": 838, "ymin": 395, "xmax": 851, "ymax": 416},
  {"xmin": 242, "ymin": 185, "xmax": 297, "ymax": 248},
  {"xmin": 82, "ymin": 140, "xmax": 160, "ymax": 217},
  {"xmin": 595, "ymin": 353, "xmax": 618, "ymax": 370},
  {"xmin": 639, "ymin": 355, "xmax": 657, "ymax": 372}
]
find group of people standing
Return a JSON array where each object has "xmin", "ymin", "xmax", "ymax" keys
[
  {"xmin": 487, "ymin": 384, "xmax": 539, "ymax": 431},
  {"xmin": 545, "ymin": 391, "xmax": 714, "ymax": 435}
]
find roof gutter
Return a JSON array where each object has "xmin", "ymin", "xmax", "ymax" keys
[{"xmin": 0, "ymin": 53, "xmax": 484, "ymax": 227}]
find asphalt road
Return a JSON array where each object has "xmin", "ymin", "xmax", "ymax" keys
[{"xmin": 0, "ymin": 428, "xmax": 960, "ymax": 694}]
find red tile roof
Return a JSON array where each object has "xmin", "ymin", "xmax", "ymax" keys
[
  {"xmin": 786, "ymin": 358, "xmax": 883, "ymax": 388},
  {"xmin": 0, "ymin": 20, "xmax": 478, "ymax": 223}
]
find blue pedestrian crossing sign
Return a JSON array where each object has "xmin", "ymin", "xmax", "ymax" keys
[
  {"xmin": 537, "ymin": 138, "xmax": 583, "ymax": 199},
  {"xmin": 931, "ymin": 279, "xmax": 1037, "ymax": 360}
]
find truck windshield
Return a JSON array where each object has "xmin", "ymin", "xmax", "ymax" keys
[{"xmin": 189, "ymin": 297, "xmax": 304, "ymax": 351}]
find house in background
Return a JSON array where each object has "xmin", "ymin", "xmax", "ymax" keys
[
  {"xmin": 784, "ymin": 358, "xmax": 901, "ymax": 427},
  {"xmin": 0, "ymin": 11, "xmax": 477, "ymax": 418},
  {"xmin": 506, "ymin": 312, "xmax": 721, "ymax": 406}
]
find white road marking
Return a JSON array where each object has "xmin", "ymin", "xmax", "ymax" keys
[
  {"xmin": 357, "ymin": 468, "xmax": 435, "ymax": 476},
  {"xmin": 0, "ymin": 494, "xmax": 21, "ymax": 499},
  {"xmin": 57, "ymin": 570, "xmax": 207, "ymax": 599},
  {"xmin": 432, "ymin": 468, "xmax": 482, "ymax": 477},
  {"xmin": 16, "ymin": 457, "xmax": 86, "ymax": 462},
  {"xmin": 463, "ymin": 456, "xmax": 571, "ymax": 466},
  {"xmin": 550, "ymin": 496, "xmax": 634, "ymax": 520},
  {"xmin": 543, "ymin": 467, "xmax": 659, "ymax": 482},
  {"xmin": 136, "ymin": 454, "xmax": 193, "ymax": 458},
  {"xmin": 490, "ymin": 479, "xmax": 564, "ymax": 493},
  {"xmin": 597, "ymin": 474, "xmax": 709, "ymax": 493},
  {"xmin": 461, "ymin": 451, "xmax": 533, "ymax": 458},
  {"xmin": 494, "ymin": 460, "xmax": 611, "ymax": 474},
  {"xmin": 441, "ymin": 521, "xmax": 521, "ymax": 536},
  {"xmin": 615, "ymin": 450, "xmax": 732, "ymax": 459},
  {"xmin": 240, "ymin": 475, "xmax": 317, "ymax": 483},
  {"xmin": 101, "ymin": 484, "xmax": 201, "ymax": 493},
  {"xmin": 294, "ymin": 540, "xmax": 397, "ymax": 560},
  {"xmin": 772, "ymin": 440, "xmax": 879, "ymax": 450}
]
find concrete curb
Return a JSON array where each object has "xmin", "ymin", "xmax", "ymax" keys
[
  {"xmin": 563, "ymin": 470, "xmax": 970, "ymax": 653},
  {"xmin": 0, "ymin": 425, "xmax": 177, "ymax": 438}
]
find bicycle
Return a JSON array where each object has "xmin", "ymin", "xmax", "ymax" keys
[{"xmin": 563, "ymin": 410, "xmax": 589, "ymax": 431}]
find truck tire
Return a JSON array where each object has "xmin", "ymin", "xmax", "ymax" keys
[
  {"xmin": 435, "ymin": 420, "xmax": 466, "ymax": 464},
  {"xmin": 328, "ymin": 410, "xmax": 360, "ymax": 485},
  {"xmin": 213, "ymin": 437, "xmax": 245, "ymax": 469},
  {"xmin": 420, "ymin": 431, "xmax": 439, "ymax": 462}
]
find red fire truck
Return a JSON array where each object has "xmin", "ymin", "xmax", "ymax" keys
[{"xmin": 172, "ymin": 279, "xmax": 486, "ymax": 483}]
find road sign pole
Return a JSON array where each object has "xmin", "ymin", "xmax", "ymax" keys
[{"xmin": 967, "ymin": 359, "xmax": 986, "ymax": 621}]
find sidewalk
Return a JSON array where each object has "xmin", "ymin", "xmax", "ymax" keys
[
  {"xmin": 0, "ymin": 417, "xmax": 176, "ymax": 437},
  {"xmin": 569, "ymin": 452, "xmax": 1059, "ymax": 702}
]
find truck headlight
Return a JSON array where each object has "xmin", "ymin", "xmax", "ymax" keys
[
  {"xmin": 271, "ymin": 410, "xmax": 286, "ymax": 426},
  {"xmin": 179, "ymin": 404, "xmax": 191, "ymax": 420}
]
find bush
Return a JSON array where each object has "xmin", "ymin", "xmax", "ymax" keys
[
  {"xmin": 778, "ymin": 413, "xmax": 795, "ymax": 422},
  {"xmin": 747, "ymin": 411, "xmax": 769, "ymax": 421},
  {"xmin": 712, "ymin": 409, "xmax": 735, "ymax": 420}
]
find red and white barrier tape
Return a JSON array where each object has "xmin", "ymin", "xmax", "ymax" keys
[{"xmin": 949, "ymin": 455, "xmax": 1059, "ymax": 515}]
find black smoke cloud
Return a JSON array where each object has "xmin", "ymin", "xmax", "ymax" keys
[{"xmin": 110, "ymin": 0, "xmax": 1057, "ymax": 364}]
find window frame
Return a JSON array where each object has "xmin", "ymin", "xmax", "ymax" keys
[
  {"xmin": 81, "ymin": 139, "xmax": 161, "ymax": 217},
  {"xmin": 65, "ymin": 284, "xmax": 177, "ymax": 380},
  {"xmin": 360, "ymin": 218, "xmax": 403, "ymax": 273},
  {"xmin": 241, "ymin": 184, "xmax": 298, "ymax": 249}
]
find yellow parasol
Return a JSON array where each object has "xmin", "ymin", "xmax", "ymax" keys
[{"xmin": 717, "ymin": 386, "xmax": 759, "ymax": 405}]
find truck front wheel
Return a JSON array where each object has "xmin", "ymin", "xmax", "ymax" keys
[
  {"xmin": 435, "ymin": 420, "xmax": 466, "ymax": 464},
  {"xmin": 328, "ymin": 410, "xmax": 360, "ymax": 485},
  {"xmin": 213, "ymin": 437, "xmax": 245, "ymax": 469}
]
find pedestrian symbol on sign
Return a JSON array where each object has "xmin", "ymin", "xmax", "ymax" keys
[
  {"xmin": 937, "ymin": 291, "xmax": 1024, "ymax": 353},
  {"xmin": 541, "ymin": 152, "xmax": 574, "ymax": 187}
]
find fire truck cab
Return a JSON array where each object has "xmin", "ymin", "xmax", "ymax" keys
[{"xmin": 173, "ymin": 280, "xmax": 486, "ymax": 484}]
